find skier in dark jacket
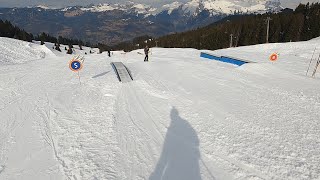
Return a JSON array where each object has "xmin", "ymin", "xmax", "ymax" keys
[{"xmin": 144, "ymin": 45, "xmax": 149, "ymax": 62}]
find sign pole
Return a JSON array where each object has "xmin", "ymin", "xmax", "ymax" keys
[
  {"xmin": 311, "ymin": 54, "xmax": 320, "ymax": 77},
  {"xmin": 69, "ymin": 56, "xmax": 84, "ymax": 84},
  {"xmin": 306, "ymin": 47, "xmax": 317, "ymax": 76},
  {"xmin": 78, "ymin": 71, "xmax": 81, "ymax": 85}
]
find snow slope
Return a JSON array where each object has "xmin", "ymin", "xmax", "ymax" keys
[
  {"xmin": 0, "ymin": 37, "xmax": 51, "ymax": 64},
  {"xmin": 0, "ymin": 37, "xmax": 320, "ymax": 180}
]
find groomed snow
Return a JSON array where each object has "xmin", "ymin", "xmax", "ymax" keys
[{"xmin": 0, "ymin": 37, "xmax": 320, "ymax": 180}]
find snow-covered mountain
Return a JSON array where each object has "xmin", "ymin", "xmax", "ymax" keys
[
  {"xmin": 78, "ymin": 2, "xmax": 157, "ymax": 15},
  {"xmin": 0, "ymin": 0, "xmax": 283, "ymax": 45},
  {"xmin": 76, "ymin": 0, "xmax": 282, "ymax": 16},
  {"xmin": 156, "ymin": 0, "xmax": 282, "ymax": 16}
]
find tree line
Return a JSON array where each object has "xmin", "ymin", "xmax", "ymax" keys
[
  {"xmin": 107, "ymin": 3, "xmax": 320, "ymax": 51},
  {"xmin": 0, "ymin": 20, "xmax": 34, "ymax": 42},
  {"xmin": 152, "ymin": 3, "xmax": 320, "ymax": 50},
  {"xmin": 0, "ymin": 20, "xmax": 91, "ymax": 50},
  {"xmin": 1, "ymin": 3, "xmax": 320, "ymax": 53}
]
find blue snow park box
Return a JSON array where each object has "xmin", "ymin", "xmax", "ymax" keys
[
  {"xmin": 200, "ymin": 52, "xmax": 252, "ymax": 66},
  {"xmin": 200, "ymin": 52, "xmax": 221, "ymax": 61}
]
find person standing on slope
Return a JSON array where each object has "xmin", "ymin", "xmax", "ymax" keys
[{"xmin": 144, "ymin": 45, "xmax": 149, "ymax": 62}]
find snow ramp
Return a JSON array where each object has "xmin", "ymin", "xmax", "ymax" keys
[{"xmin": 111, "ymin": 62, "xmax": 133, "ymax": 82}]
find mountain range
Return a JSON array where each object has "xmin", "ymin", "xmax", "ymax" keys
[{"xmin": 0, "ymin": 0, "xmax": 283, "ymax": 45}]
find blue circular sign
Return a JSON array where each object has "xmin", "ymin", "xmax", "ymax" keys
[
  {"xmin": 69, "ymin": 60, "xmax": 83, "ymax": 72},
  {"xmin": 71, "ymin": 61, "xmax": 81, "ymax": 70}
]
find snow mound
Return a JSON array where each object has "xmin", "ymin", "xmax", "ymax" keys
[
  {"xmin": 0, "ymin": 37, "xmax": 53, "ymax": 65},
  {"xmin": 309, "ymin": 36, "xmax": 320, "ymax": 42},
  {"xmin": 237, "ymin": 62, "xmax": 290, "ymax": 77}
]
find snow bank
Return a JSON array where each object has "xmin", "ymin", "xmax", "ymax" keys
[
  {"xmin": 32, "ymin": 40, "xmax": 99, "ymax": 56},
  {"xmin": 237, "ymin": 62, "xmax": 287, "ymax": 76},
  {"xmin": 205, "ymin": 38, "xmax": 320, "ymax": 77},
  {"xmin": 309, "ymin": 36, "xmax": 320, "ymax": 42},
  {"xmin": 0, "ymin": 37, "xmax": 54, "ymax": 64}
]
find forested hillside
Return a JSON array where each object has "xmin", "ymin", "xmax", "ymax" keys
[
  {"xmin": 154, "ymin": 3, "xmax": 320, "ymax": 50},
  {"xmin": 0, "ymin": 20, "xmax": 89, "ymax": 48},
  {"xmin": 2, "ymin": 3, "xmax": 320, "ymax": 53},
  {"xmin": 0, "ymin": 20, "xmax": 33, "ymax": 42}
]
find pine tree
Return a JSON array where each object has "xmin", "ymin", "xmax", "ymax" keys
[{"xmin": 55, "ymin": 43, "xmax": 61, "ymax": 52}]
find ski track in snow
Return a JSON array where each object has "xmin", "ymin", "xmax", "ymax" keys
[{"xmin": 1, "ymin": 37, "xmax": 320, "ymax": 179}]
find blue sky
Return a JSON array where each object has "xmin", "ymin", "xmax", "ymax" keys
[{"xmin": 0, "ymin": 0, "xmax": 318, "ymax": 9}]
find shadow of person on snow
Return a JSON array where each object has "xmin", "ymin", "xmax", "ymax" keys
[{"xmin": 149, "ymin": 107, "xmax": 202, "ymax": 180}]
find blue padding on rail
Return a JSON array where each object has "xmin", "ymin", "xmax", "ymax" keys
[
  {"xmin": 200, "ymin": 52, "xmax": 221, "ymax": 61},
  {"xmin": 200, "ymin": 52, "xmax": 251, "ymax": 66},
  {"xmin": 220, "ymin": 56, "xmax": 248, "ymax": 66}
]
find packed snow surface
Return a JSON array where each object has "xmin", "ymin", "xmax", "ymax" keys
[{"xmin": 1, "ymin": 37, "xmax": 320, "ymax": 180}]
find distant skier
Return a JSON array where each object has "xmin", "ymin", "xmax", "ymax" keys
[
  {"xmin": 144, "ymin": 45, "xmax": 149, "ymax": 62},
  {"xmin": 108, "ymin": 50, "xmax": 111, "ymax": 57}
]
